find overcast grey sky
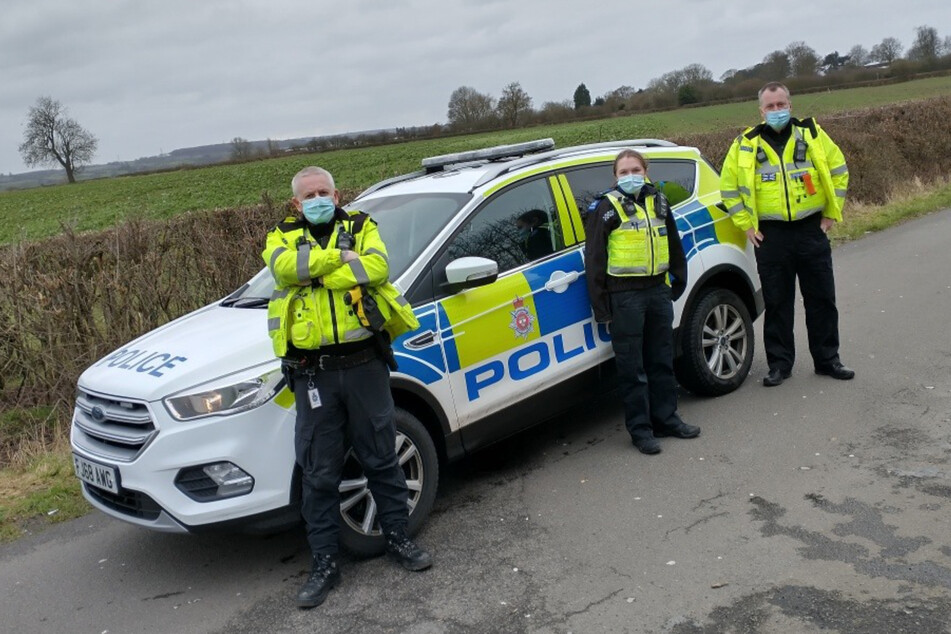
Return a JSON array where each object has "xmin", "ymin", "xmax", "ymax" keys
[{"xmin": 2, "ymin": 0, "xmax": 949, "ymax": 175}]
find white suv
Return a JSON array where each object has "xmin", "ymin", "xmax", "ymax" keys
[{"xmin": 71, "ymin": 139, "xmax": 762, "ymax": 554}]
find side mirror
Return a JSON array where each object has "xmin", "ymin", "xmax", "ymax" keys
[{"xmin": 442, "ymin": 256, "xmax": 499, "ymax": 294}]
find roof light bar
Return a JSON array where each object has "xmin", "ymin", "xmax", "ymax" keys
[{"xmin": 421, "ymin": 138, "xmax": 556, "ymax": 171}]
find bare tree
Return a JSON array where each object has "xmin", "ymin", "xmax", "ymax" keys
[
  {"xmin": 496, "ymin": 82, "xmax": 533, "ymax": 128},
  {"xmin": 447, "ymin": 86, "xmax": 496, "ymax": 131},
  {"xmin": 786, "ymin": 41, "xmax": 820, "ymax": 76},
  {"xmin": 907, "ymin": 25, "xmax": 941, "ymax": 62},
  {"xmin": 761, "ymin": 50, "xmax": 792, "ymax": 79},
  {"xmin": 845, "ymin": 45, "xmax": 869, "ymax": 67},
  {"xmin": 869, "ymin": 37, "xmax": 903, "ymax": 63},
  {"xmin": 230, "ymin": 137, "xmax": 253, "ymax": 161},
  {"xmin": 18, "ymin": 96, "xmax": 98, "ymax": 183}
]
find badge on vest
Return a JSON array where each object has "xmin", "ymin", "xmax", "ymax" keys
[{"xmin": 761, "ymin": 173, "xmax": 777, "ymax": 182}]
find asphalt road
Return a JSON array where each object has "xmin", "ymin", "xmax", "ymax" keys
[{"xmin": 3, "ymin": 210, "xmax": 951, "ymax": 634}]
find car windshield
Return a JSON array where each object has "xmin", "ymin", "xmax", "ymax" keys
[{"xmin": 223, "ymin": 192, "xmax": 469, "ymax": 304}]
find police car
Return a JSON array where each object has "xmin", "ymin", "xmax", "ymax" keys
[{"xmin": 71, "ymin": 138, "xmax": 763, "ymax": 554}]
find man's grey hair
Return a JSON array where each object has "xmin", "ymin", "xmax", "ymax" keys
[
  {"xmin": 758, "ymin": 81, "xmax": 791, "ymax": 104},
  {"xmin": 291, "ymin": 166, "xmax": 335, "ymax": 198}
]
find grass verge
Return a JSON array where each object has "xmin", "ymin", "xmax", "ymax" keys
[
  {"xmin": 1, "ymin": 180, "xmax": 949, "ymax": 544},
  {"xmin": 0, "ymin": 442, "xmax": 90, "ymax": 543}
]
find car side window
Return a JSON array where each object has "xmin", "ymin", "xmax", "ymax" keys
[
  {"xmin": 647, "ymin": 160, "xmax": 696, "ymax": 206},
  {"xmin": 561, "ymin": 164, "xmax": 614, "ymax": 221},
  {"xmin": 446, "ymin": 177, "xmax": 564, "ymax": 274},
  {"xmin": 562, "ymin": 159, "xmax": 699, "ymax": 219}
]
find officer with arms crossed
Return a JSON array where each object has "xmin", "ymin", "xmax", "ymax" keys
[
  {"xmin": 585, "ymin": 150, "xmax": 701, "ymax": 455},
  {"xmin": 720, "ymin": 82, "xmax": 854, "ymax": 387},
  {"xmin": 263, "ymin": 166, "xmax": 431, "ymax": 609}
]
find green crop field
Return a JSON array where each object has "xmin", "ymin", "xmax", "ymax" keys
[{"xmin": 3, "ymin": 75, "xmax": 951, "ymax": 245}]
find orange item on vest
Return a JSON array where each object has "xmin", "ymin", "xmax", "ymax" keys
[{"xmin": 802, "ymin": 172, "xmax": 817, "ymax": 195}]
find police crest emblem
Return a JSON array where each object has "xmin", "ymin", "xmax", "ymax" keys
[{"xmin": 509, "ymin": 296, "xmax": 534, "ymax": 338}]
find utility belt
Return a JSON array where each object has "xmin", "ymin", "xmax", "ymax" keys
[{"xmin": 282, "ymin": 345, "xmax": 379, "ymax": 372}]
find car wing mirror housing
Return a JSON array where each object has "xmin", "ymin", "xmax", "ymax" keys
[{"xmin": 442, "ymin": 256, "xmax": 499, "ymax": 294}]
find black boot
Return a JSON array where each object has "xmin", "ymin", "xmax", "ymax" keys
[
  {"xmin": 385, "ymin": 531, "xmax": 433, "ymax": 571},
  {"xmin": 296, "ymin": 553, "xmax": 340, "ymax": 609}
]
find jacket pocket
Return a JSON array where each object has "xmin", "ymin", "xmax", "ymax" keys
[{"xmin": 289, "ymin": 296, "xmax": 323, "ymax": 348}]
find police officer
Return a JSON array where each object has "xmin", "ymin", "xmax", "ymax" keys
[
  {"xmin": 263, "ymin": 166, "xmax": 431, "ymax": 609},
  {"xmin": 585, "ymin": 149, "xmax": 700, "ymax": 455},
  {"xmin": 720, "ymin": 82, "xmax": 854, "ymax": 387}
]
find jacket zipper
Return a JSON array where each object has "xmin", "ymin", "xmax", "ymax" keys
[{"xmin": 328, "ymin": 289, "xmax": 340, "ymax": 344}]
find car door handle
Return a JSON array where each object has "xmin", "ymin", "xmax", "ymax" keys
[
  {"xmin": 405, "ymin": 330, "xmax": 438, "ymax": 350},
  {"xmin": 544, "ymin": 270, "xmax": 579, "ymax": 293}
]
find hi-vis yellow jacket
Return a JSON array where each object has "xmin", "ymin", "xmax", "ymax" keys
[
  {"xmin": 719, "ymin": 118, "xmax": 849, "ymax": 232},
  {"xmin": 603, "ymin": 191, "xmax": 670, "ymax": 277},
  {"xmin": 261, "ymin": 209, "xmax": 417, "ymax": 358}
]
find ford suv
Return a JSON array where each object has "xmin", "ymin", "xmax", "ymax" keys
[{"xmin": 71, "ymin": 138, "xmax": 763, "ymax": 554}]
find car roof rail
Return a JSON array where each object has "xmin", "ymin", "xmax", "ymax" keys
[
  {"xmin": 470, "ymin": 138, "xmax": 677, "ymax": 190},
  {"xmin": 421, "ymin": 138, "xmax": 556, "ymax": 172}
]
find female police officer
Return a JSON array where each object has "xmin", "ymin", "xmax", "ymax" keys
[{"xmin": 585, "ymin": 149, "xmax": 700, "ymax": 454}]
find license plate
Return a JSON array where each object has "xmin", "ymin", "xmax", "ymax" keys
[{"xmin": 72, "ymin": 453, "xmax": 120, "ymax": 494}]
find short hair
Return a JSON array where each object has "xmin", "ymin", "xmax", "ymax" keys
[
  {"xmin": 613, "ymin": 149, "xmax": 648, "ymax": 175},
  {"xmin": 758, "ymin": 82, "xmax": 791, "ymax": 104},
  {"xmin": 517, "ymin": 209, "xmax": 548, "ymax": 226},
  {"xmin": 291, "ymin": 166, "xmax": 335, "ymax": 198}
]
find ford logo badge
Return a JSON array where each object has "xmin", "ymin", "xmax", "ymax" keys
[{"xmin": 91, "ymin": 406, "xmax": 106, "ymax": 422}]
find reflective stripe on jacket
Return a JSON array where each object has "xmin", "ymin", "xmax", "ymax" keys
[
  {"xmin": 604, "ymin": 192, "xmax": 671, "ymax": 277},
  {"xmin": 262, "ymin": 210, "xmax": 389, "ymax": 358},
  {"xmin": 719, "ymin": 118, "xmax": 849, "ymax": 231}
]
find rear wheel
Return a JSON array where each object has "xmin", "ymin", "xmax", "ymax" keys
[
  {"xmin": 675, "ymin": 287, "xmax": 753, "ymax": 396},
  {"xmin": 339, "ymin": 407, "xmax": 438, "ymax": 556}
]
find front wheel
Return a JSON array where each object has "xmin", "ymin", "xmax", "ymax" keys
[
  {"xmin": 675, "ymin": 287, "xmax": 754, "ymax": 396},
  {"xmin": 339, "ymin": 407, "xmax": 438, "ymax": 556}
]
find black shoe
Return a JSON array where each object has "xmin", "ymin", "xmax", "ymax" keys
[
  {"xmin": 815, "ymin": 362, "xmax": 855, "ymax": 380},
  {"xmin": 297, "ymin": 554, "xmax": 340, "ymax": 609},
  {"xmin": 763, "ymin": 368, "xmax": 791, "ymax": 387},
  {"xmin": 385, "ymin": 532, "xmax": 432, "ymax": 571},
  {"xmin": 632, "ymin": 437, "xmax": 662, "ymax": 455},
  {"xmin": 653, "ymin": 422, "xmax": 701, "ymax": 439}
]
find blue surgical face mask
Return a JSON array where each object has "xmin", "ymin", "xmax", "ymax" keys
[
  {"xmin": 765, "ymin": 109, "xmax": 791, "ymax": 131},
  {"xmin": 617, "ymin": 174, "xmax": 645, "ymax": 195},
  {"xmin": 518, "ymin": 227, "xmax": 532, "ymax": 241},
  {"xmin": 301, "ymin": 196, "xmax": 336, "ymax": 224}
]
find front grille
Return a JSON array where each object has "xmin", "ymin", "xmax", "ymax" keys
[
  {"xmin": 84, "ymin": 483, "xmax": 162, "ymax": 520},
  {"xmin": 73, "ymin": 390, "xmax": 157, "ymax": 462}
]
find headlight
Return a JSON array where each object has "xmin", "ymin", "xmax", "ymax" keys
[{"xmin": 164, "ymin": 367, "xmax": 284, "ymax": 421}]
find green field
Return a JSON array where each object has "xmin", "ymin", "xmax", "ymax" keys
[{"xmin": 3, "ymin": 76, "xmax": 951, "ymax": 244}]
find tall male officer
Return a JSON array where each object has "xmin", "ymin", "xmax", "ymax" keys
[
  {"xmin": 263, "ymin": 166, "xmax": 431, "ymax": 609},
  {"xmin": 720, "ymin": 82, "xmax": 854, "ymax": 387},
  {"xmin": 586, "ymin": 149, "xmax": 700, "ymax": 455}
]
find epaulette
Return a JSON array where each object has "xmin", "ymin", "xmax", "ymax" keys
[
  {"xmin": 795, "ymin": 117, "xmax": 818, "ymax": 137},
  {"xmin": 744, "ymin": 124, "xmax": 766, "ymax": 140},
  {"xmin": 344, "ymin": 210, "xmax": 372, "ymax": 233},
  {"xmin": 276, "ymin": 216, "xmax": 306, "ymax": 232}
]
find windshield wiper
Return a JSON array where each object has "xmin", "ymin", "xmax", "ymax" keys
[{"xmin": 220, "ymin": 297, "xmax": 269, "ymax": 308}]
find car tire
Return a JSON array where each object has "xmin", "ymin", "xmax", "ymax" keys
[
  {"xmin": 338, "ymin": 407, "xmax": 438, "ymax": 557},
  {"xmin": 675, "ymin": 287, "xmax": 753, "ymax": 396}
]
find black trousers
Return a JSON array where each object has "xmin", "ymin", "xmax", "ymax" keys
[
  {"xmin": 289, "ymin": 358, "xmax": 408, "ymax": 556},
  {"xmin": 609, "ymin": 284, "xmax": 683, "ymax": 442},
  {"xmin": 756, "ymin": 215, "xmax": 841, "ymax": 373}
]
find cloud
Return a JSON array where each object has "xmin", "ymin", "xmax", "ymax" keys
[{"xmin": 1, "ymin": 0, "xmax": 949, "ymax": 174}]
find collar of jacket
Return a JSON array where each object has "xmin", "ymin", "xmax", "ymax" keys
[
  {"xmin": 304, "ymin": 206, "xmax": 348, "ymax": 238},
  {"xmin": 614, "ymin": 182, "xmax": 658, "ymax": 205},
  {"xmin": 745, "ymin": 116, "xmax": 816, "ymax": 140}
]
